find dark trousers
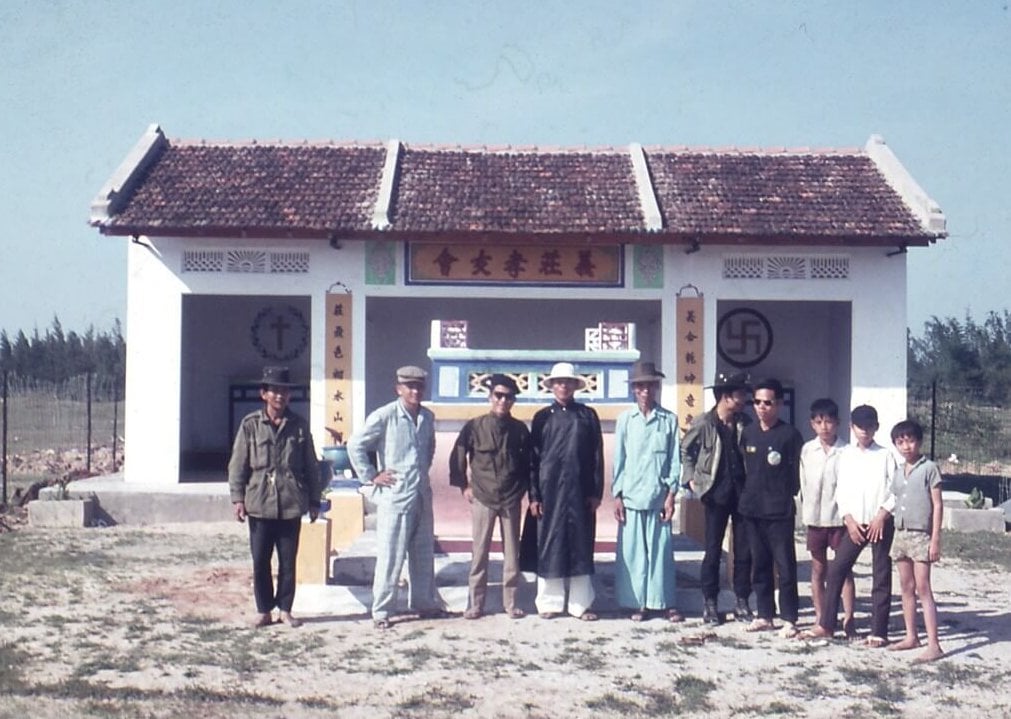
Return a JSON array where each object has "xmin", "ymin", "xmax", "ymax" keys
[
  {"xmin": 700, "ymin": 501, "xmax": 752, "ymax": 602},
  {"xmin": 745, "ymin": 516, "xmax": 799, "ymax": 623},
  {"xmin": 248, "ymin": 515, "xmax": 301, "ymax": 613},
  {"xmin": 819, "ymin": 517, "xmax": 894, "ymax": 638}
]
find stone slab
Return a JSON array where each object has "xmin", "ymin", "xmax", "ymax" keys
[
  {"xmin": 943, "ymin": 507, "xmax": 1006, "ymax": 533},
  {"xmin": 28, "ymin": 498, "xmax": 94, "ymax": 528}
]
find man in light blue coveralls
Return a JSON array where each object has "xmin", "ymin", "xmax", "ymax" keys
[
  {"xmin": 612, "ymin": 361, "xmax": 684, "ymax": 622},
  {"xmin": 348, "ymin": 365, "xmax": 442, "ymax": 630}
]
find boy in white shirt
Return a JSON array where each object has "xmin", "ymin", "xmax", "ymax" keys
[
  {"xmin": 805, "ymin": 404, "xmax": 896, "ymax": 647},
  {"xmin": 798, "ymin": 398, "xmax": 855, "ymax": 636}
]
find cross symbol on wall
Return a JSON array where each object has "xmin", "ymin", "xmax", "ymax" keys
[{"xmin": 269, "ymin": 314, "xmax": 291, "ymax": 351}]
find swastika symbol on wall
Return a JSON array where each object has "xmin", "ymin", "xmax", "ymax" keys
[{"xmin": 717, "ymin": 308, "xmax": 773, "ymax": 369}]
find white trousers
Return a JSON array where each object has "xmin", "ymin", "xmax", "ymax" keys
[{"xmin": 535, "ymin": 575, "xmax": 595, "ymax": 616}]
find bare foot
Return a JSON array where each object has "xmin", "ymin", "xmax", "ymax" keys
[
  {"xmin": 888, "ymin": 637, "xmax": 921, "ymax": 651},
  {"xmin": 913, "ymin": 646, "xmax": 945, "ymax": 663},
  {"xmin": 800, "ymin": 626, "xmax": 832, "ymax": 640}
]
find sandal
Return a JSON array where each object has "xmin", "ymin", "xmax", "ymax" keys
[
  {"xmin": 863, "ymin": 635, "xmax": 888, "ymax": 649},
  {"xmin": 778, "ymin": 622, "xmax": 800, "ymax": 639},
  {"xmin": 373, "ymin": 618, "xmax": 391, "ymax": 630},
  {"xmin": 666, "ymin": 609, "xmax": 685, "ymax": 623},
  {"xmin": 745, "ymin": 618, "xmax": 774, "ymax": 632},
  {"xmin": 463, "ymin": 607, "xmax": 482, "ymax": 620},
  {"xmin": 842, "ymin": 618, "xmax": 857, "ymax": 640},
  {"xmin": 507, "ymin": 608, "xmax": 526, "ymax": 619},
  {"xmin": 251, "ymin": 613, "xmax": 273, "ymax": 629},
  {"xmin": 579, "ymin": 611, "xmax": 599, "ymax": 622},
  {"xmin": 630, "ymin": 610, "xmax": 647, "ymax": 622},
  {"xmin": 539, "ymin": 611, "xmax": 561, "ymax": 620}
]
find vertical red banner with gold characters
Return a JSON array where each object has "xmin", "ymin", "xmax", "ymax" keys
[
  {"xmin": 676, "ymin": 286, "xmax": 704, "ymax": 433},
  {"xmin": 325, "ymin": 289, "xmax": 352, "ymax": 446}
]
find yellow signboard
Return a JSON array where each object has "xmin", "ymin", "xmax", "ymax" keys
[
  {"xmin": 325, "ymin": 290, "xmax": 352, "ymax": 445},
  {"xmin": 676, "ymin": 288, "xmax": 704, "ymax": 433},
  {"xmin": 408, "ymin": 243, "xmax": 622, "ymax": 286}
]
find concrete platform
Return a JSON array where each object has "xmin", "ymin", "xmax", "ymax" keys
[{"xmin": 293, "ymin": 527, "xmax": 707, "ymax": 619}]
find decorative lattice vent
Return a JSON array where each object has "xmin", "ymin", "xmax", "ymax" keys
[
  {"xmin": 723, "ymin": 255, "xmax": 849, "ymax": 280},
  {"xmin": 183, "ymin": 249, "xmax": 310, "ymax": 274},
  {"xmin": 182, "ymin": 250, "xmax": 225, "ymax": 272},
  {"xmin": 270, "ymin": 252, "xmax": 310, "ymax": 273}
]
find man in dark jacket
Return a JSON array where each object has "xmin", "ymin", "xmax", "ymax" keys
[
  {"xmin": 529, "ymin": 362, "xmax": 604, "ymax": 620},
  {"xmin": 450, "ymin": 373, "xmax": 531, "ymax": 619},
  {"xmin": 229, "ymin": 366, "xmax": 321, "ymax": 629},
  {"xmin": 738, "ymin": 378, "xmax": 804, "ymax": 637},
  {"xmin": 680, "ymin": 372, "xmax": 753, "ymax": 625}
]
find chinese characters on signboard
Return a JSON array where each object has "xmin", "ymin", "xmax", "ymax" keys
[
  {"xmin": 325, "ymin": 292, "xmax": 352, "ymax": 445},
  {"xmin": 676, "ymin": 292, "xmax": 704, "ymax": 433},
  {"xmin": 407, "ymin": 244, "xmax": 623, "ymax": 286}
]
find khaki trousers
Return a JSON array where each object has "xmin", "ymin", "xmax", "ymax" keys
[{"xmin": 469, "ymin": 497, "xmax": 522, "ymax": 613}]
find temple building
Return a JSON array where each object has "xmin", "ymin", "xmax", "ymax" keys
[{"xmin": 89, "ymin": 124, "xmax": 946, "ymax": 487}]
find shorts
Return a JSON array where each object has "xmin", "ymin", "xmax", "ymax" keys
[
  {"xmin": 806, "ymin": 526, "xmax": 845, "ymax": 554},
  {"xmin": 890, "ymin": 530, "xmax": 934, "ymax": 562}
]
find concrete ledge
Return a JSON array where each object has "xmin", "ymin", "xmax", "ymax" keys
[
  {"xmin": 28, "ymin": 498, "xmax": 94, "ymax": 528},
  {"xmin": 71, "ymin": 490, "xmax": 233, "ymax": 525},
  {"xmin": 944, "ymin": 507, "xmax": 1006, "ymax": 533},
  {"xmin": 57, "ymin": 474, "xmax": 233, "ymax": 525}
]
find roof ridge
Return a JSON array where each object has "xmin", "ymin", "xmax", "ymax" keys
[
  {"xmin": 171, "ymin": 138, "xmax": 388, "ymax": 149},
  {"xmin": 640, "ymin": 144, "xmax": 865, "ymax": 156},
  {"xmin": 167, "ymin": 137, "xmax": 866, "ymax": 156},
  {"xmin": 400, "ymin": 141, "xmax": 628, "ymax": 154}
]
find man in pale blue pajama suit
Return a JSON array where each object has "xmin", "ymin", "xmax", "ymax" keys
[
  {"xmin": 348, "ymin": 365, "xmax": 440, "ymax": 629},
  {"xmin": 612, "ymin": 361, "xmax": 684, "ymax": 622}
]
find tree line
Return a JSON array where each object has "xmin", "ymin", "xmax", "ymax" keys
[
  {"xmin": 0, "ymin": 311, "xmax": 1008, "ymax": 404},
  {"xmin": 908, "ymin": 310, "xmax": 1011, "ymax": 405},
  {"xmin": 0, "ymin": 317, "xmax": 125, "ymax": 389}
]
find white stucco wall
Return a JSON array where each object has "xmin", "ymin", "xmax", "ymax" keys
[
  {"xmin": 666, "ymin": 245, "xmax": 907, "ymax": 439},
  {"xmin": 123, "ymin": 236, "xmax": 909, "ymax": 484}
]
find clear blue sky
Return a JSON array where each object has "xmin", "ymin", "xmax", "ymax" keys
[{"xmin": 2, "ymin": 1, "xmax": 1008, "ymax": 337}]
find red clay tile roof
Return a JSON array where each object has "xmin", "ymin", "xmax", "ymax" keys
[
  {"xmin": 646, "ymin": 151, "xmax": 925, "ymax": 240},
  {"xmin": 93, "ymin": 131, "xmax": 943, "ymax": 246},
  {"xmin": 390, "ymin": 147, "xmax": 645, "ymax": 234},
  {"xmin": 104, "ymin": 143, "xmax": 385, "ymax": 237}
]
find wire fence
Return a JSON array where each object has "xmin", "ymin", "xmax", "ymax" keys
[
  {"xmin": 1, "ymin": 373, "xmax": 1007, "ymax": 507},
  {"xmin": 909, "ymin": 380, "xmax": 1011, "ymax": 507},
  {"xmin": 1, "ymin": 370, "xmax": 124, "ymax": 505}
]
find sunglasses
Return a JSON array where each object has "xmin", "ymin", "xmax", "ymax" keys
[
  {"xmin": 492, "ymin": 391, "xmax": 516, "ymax": 401},
  {"xmin": 752, "ymin": 399, "xmax": 776, "ymax": 407}
]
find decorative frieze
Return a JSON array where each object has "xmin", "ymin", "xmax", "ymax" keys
[
  {"xmin": 723, "ymin": 254, "xmax": 849, "ymax": 280},
  {"xmin": 182, "ymin": 249, "xmax": 310, "ymax": 274}
]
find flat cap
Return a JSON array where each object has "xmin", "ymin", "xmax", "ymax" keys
[{"xmin": 396, "ymin": 365, "xmax": 428, "ymax": 383}]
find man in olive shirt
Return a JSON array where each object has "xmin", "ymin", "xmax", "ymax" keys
[
  {"xmin": 228, "ymin": 366, "xmax": 321, "ymax": 629},
  {"xmin": 450, "ymin": 374, "xmax": 532, "ymax": 619}
]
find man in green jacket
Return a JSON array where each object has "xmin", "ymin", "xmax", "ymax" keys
[
  {"xmin": 680, "ymin": 372, "xmax": 753, "ymax": 625},
  {"xmin": 229, "ymin": 366, "xmax": 321, "ymax": 628}
]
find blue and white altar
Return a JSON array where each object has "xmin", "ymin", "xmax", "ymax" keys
[{"xmin": 426, "ymin": 320, "xmax": 640, "ymax": 426}]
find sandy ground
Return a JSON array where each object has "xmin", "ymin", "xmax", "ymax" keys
[{"xmin": 0, "ymin": 521, "xmax": 1009, "ymax": 718}]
